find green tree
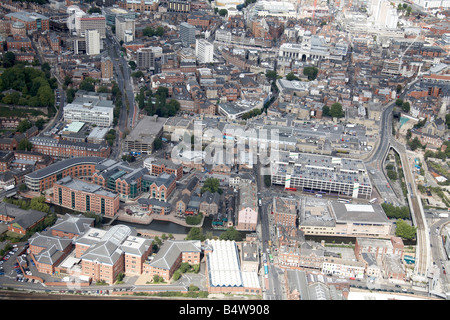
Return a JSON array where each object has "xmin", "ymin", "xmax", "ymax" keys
[
  {"xmin": 219, "ymin": 227, "xmax": 242, "ymax": 241},
  {"xmin": 303, "ymin": 66, "xmax": 318, "ymax": 80},
  {"xmin": 330, "ymin": 102, "xmax": 344, "ymax": 118},
  {"xmin": 153, "ymin": 138, "xmax": 163, "ymax": 150},
  {"xmin": 286, "ymin": 72, "xmax": 300, "ymax": 81},
  {"xmin": 3, "ymin": 51, "xmax": 16, "ymax": 68},
  {"xmin": 17, "ymin": 138, "xmax": 32, "ymax": 151},
  {"xmin": 79, "ymin": 77, "xmax": 96, "ymax": 92},
  {"xmin": 395, "ymin": 219, "xmax": 416, "ymax": 240},
  {"xmin": 402, "ymin": 102, "xmax": 410, "ymax": 113},
  {"xmin": 185, "ymin": 227, "xmax": 206, "ymax": 241},
  {"xmin": 322, "ymin": 105, "xmax": 330, "ymax": 117},
  {"xmin": 201, "ymin": 178, "xmax": 220, "ymax": 194},
  {"xmin": 218, "ymin": 8, "xmax": 228, "ymax": 16},
  {"xmin": 265, "ymin": 70, "xmax": 278, "ymax": 81},
  {"xmin": 395, "ymin": 98, "xmax": 403, "ymax": 106},
  {"xmin": 17, "ymin": 119, "xmax": 32, "ymax": 133}
]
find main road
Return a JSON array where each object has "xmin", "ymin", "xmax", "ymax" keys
[
  {"xmin": 106, "ymin": 29, "xmax": 138, "ymax": 135},
  {"xmin": 363, "ymin": 76, "xmax": 429, "ymax": 282}
]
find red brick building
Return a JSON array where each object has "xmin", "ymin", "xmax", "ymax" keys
[{"xmin": 53, "ymin": 176, "xmax": 120, "ymax": 217}]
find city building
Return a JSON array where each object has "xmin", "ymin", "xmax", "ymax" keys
[
  {"xmin": 5, "ymin": 12, "xmax": 50, "ymax": 33},
  {"xmin": 75, "ymin": 225, "xmax": 152, "ymax": 284},
  {"xmin": 124, "ymin": 0, "xmax": 159, "ymax": 12},
  {"xmin": 270, "ymin": 151, "xmax": 373, "ymax": 199},
  {"xmin": 63, "ymin": 96, "xmax": 114, "ymax": 127},
  {"xmin": 77, "ymin": 14, "xmax": 106, "ymax": 38},
  {"xmin": 273, "ymin": 197, "xmax": 300, "ymax": 227},
  {"xmin": 236, "ymin": 182, "xmax": 258, "ymax": 231},
  {"xmin": 180, "ymin": 22, "xmax": 196, "ymax": 48},
  {"xmin": 195, "ymin": 39, "xmax": 214, "ymax": 64},
  {"xmin": 53, "ymin": 176, "xmax": 120, "ymax": 217},
  {"xmin": 143, "ymin": 240, "xmax": 201, "ymax": 281},
  {"xmin": 123, "ymin": 115, "xmax": 167, "ymax": 154},
  {"xmin": 204, "ymin": 239, "xmax": 261, "ymax": 295},
  {"xmin": 168, "ymin": 0, "xmax": 191, "ymax": 12},
  {"xmin": 85, "ymin": 29, "xmax": 101, "ymax": 56},
  {"xmin": 115, "ymin": 15, "xmax": 135, "ymax": 43},
  {"xmin": 24, "ymin": 156, "xmax": 105, "ymax": 192},
  {"xmin": 50, "ymin": 213, "xmax": 95, "ymax": 239},
  {"xmin": 103, "ymin": 7, "xmax": 136, "ymax": 26},
  {"xmin": 136, "ymin": 47, "xmax": 155, "ymax": 70},
  {"xmin": 143, "ymin": 157, "xmax": 183, "ymax": 181},
  {"xmin": 92, "ymin": 159, "xmax": 149, "ymax": 200},
  {"xmin": 101, "ymin": 57, "xmax": 114, "ymax": 81}
]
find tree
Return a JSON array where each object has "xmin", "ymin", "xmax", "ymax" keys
[
  {"xmin": 154, "ymin": 138, "xmax": 163, "ymax": 150},
  {"xmin": 408, "ymin": 137, "xmax": 422, "ymax": 151},
  {"xmin": 265, "ymin": 70, "xmax": 278, "ymax": 81},
  {"xmin": 201, "ymin": 178, "xmax": 220, "ymax": 194},
  {"xmin": 303, "ymin": 66, "xmax": 318, "ymax": 80},
  {"xmin": 322, "ymin": 105, "xmax": 330, "ymax": 117},
  {"xmin": 401, "ymin": 101, "xmax": 410, "ymax": 113},
  {"xmin": 3, "ymin": 52, "xmax": 16, "ymax": 68},
  {"xmin": 286, "ymin": 72, "xmax": 300, "ymax": 81},
  {"xmin": 219, "ymin": 227, "xmax": 242, "ymax": 241},
  {"xmin": 395, "ymin": 219, "xmax": 416, "ymax": 240},
  {"xmin": 155, "ymin": 26, "xmax": 164, "ymax": 37},
  {"xmin": 185, "ymin": 227, "xmax": 206, "ymax": 241},
  {"xmin": 79, "ymin": 78, "xmax": 96, "ymax": 92},
  {"xmin": 17, "ymin": 138, "xmax": 32, "ymax": 151},
  {"xmin": 17, "ymin": 119, "xmax": 32, "ymax": 133},
  {"xmin": 264, "ymin": 175, "xmax": 271, "ymax": 187},
  {"xmin": 395, "ymin": 98, "xmax": 403, "ymax": 106},
  {"xmin": 218, "ymin": 8, "xmax": 228, "ymax": 16},
  {"xmin": 128, "ymin": 61, "xmax": 137, "ymax": 71},
  {"xmin": 330, "ymin": 102, "xmax": 344, "ymax": 118}
]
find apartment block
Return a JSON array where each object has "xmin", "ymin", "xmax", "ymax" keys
[{"xmin": 53, "ymin": 176, "xmax": 120, "ymax": 217}]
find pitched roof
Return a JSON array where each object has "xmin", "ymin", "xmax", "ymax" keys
[{"xmin": 149, "ymin": 240, "xmax": 201, "ymax": 270}]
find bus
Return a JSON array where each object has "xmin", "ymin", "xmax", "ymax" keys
[
  {"xmin": 258, "ymin": 199, "xmax": 262, "ymax": 206},
  {"xmin": 369, "ymin": 198, "xmax": 377, "ymax": 204},
  {"xmin": 338, "ymin": 198, "xmax": 350, "ymax": 203},
  {"xmin": 285, "ymin": 187, "xmax": 297, "ymax": 191},
  {"xmin": 269, "ymin": 254, "xmax": 273, "ymax": 263},
  {"xmin": 264, "ymin": 263, "xmax": 268, "ymax": 275}
]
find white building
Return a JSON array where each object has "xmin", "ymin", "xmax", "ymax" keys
[
  {"xmin": 195, "ymin": 39, "xmax": 214, "ymax": 64},
  {"xmin": 115, "ymin": 15, "xmax": 135, "ymax": 43},
  {"xmin": 85, "ymin": 29, "xmax": 100, "ymax": 56},
  {"xmin": 411, "ymin": 0, "xmax": 450, "ymax": 11},
  {"xmin": 251, "ymin": 1, "xmax": 297, "ymax": 18},
  {"xmin": 64, "ymin": 100, "xmax": 114, "ymax": 127}
]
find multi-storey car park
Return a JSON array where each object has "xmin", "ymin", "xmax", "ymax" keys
[{"xmin": 270, "ymin": 151, "xmax": 372, "ymax": 199}]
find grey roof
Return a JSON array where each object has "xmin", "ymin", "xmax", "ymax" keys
[
  {"xmin": 26, "ymin": 157, "xmax": 104, "ymax": 180},
  {"xmin": 50, "ymin": 214, "xmax": 95, "ymax": 236},
  {"xmin": 201, "ymin": 191, "xmax": 220, "ymax": 205},
  {"xmin": 149, "ymin": 240, "xmax": 201, "ymax": 270},
  {"xmin": 29, "ymin": 232, "xmax": 73, "ymax": 252},
  {"xmin": 330, "ymin": 202, "xmax": 390, "ymax": 224}
]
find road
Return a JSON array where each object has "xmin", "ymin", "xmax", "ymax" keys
[{"xmin": 106, "ymin": 29, "xmax": 137, "ymax": 135}]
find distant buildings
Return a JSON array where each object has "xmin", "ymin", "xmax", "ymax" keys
[
  {"xmin": 63, "ymin": 94, "xmax": 114, "ymax": 126},
  {"xmin": 5, "ymin": 11, "xmax": 49, "ymax": 33},
  {"xmin": 115, "ymin": 15, "xmax": 135, "ymax": 43},
  {"xmin": 196, "ymin": 39, "xmax": 214, "ymax": 64},
  {"xmin": 180, "ymin": 22, "xmax": 196, "ymax": 48},
  {"xmin": 271, "ymin": 151, "xmax": 373, "ymax": 199},
  {"xmin": 85, "ymin": 29, "xmax": 101, "ymax": 56},
  {"xmin": 136, "ymin": 47, "xmax": 156, "ymax": 70},
  {"xmin": 124, "ymin": 115, "xmax": 167, "ymax": 154}
]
